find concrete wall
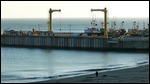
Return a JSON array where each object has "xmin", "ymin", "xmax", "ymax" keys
[{"xmin": 1, "ymin": 35, "xmax": 149, "ymax": 50}]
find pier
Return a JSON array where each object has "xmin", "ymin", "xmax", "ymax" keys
[
  {"xmin": 1, "ymin": 7, "xmax": 149, "ymax": 51},
  {"xmin": 1, "ymin": 35, "xmax": 149, "ymax": 50}
]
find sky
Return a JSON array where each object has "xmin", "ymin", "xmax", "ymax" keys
[{"xmin": 1, "ymin": 1, "xmax": 149, "ymax": 18}]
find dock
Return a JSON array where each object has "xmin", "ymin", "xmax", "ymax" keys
[
  {"xmin": 1, "ymin": 35, "xmax": 149, "ymax": 50},
  {"xmin": 1, "ymin": 7, "xmax": 149, "ymax": 51}
]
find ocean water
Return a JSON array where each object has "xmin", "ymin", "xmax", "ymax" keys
[
  {"xmin": 1, "ymin": 18, "xmax": 149, "ymax": 33},
  {"xmin": 1, "ymin": 18, "xmax": 149, "ymax": 83}
]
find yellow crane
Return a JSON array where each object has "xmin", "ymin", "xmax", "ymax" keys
[
  {"xmin": 91, "ymin": 7, "xmax": 108, "ymax": 38},
  {"xmin": 49, "ymin": 8, "xmax": 61, "ymax": 32}
]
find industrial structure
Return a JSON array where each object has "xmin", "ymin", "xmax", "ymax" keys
[
  {"xmin": 1, "ymin": 36, "xmax": 149, "ymax": 50},
  {"xmin": 1, "ymin": 8, "xmax": 149, "ymax": 50},
  {"xmin": 49, "ymin": 8, "xmax": 61, "ymax": 32},
  {"xmin": 91, "ymin": 7, "xmax": 108, "ymax": 38}
]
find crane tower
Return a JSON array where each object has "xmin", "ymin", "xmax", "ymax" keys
[
  {"xmin": 49, "ymin": 8, "xmax": 61, "ymax": 32},
  {"xmin": 91, "ymin": 7, "xmax": 108, "ymax": 38}
]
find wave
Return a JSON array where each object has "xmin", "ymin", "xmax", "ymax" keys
[
  {"xmin": 137, "ymin": 61, "xmax": 148, "ymax": 65},
  {"xmin": 2, "ymin": 63, "xmax": 148, "ymax": 83}
]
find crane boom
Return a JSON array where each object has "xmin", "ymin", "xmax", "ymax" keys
[{"xmin": 91, "ymin": 9, "xmax": 106, "ymax": 12}]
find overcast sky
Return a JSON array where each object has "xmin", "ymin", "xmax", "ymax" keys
[{"xmin": 1, "ymin": 1, "xmax": 149, "ymax": 18}]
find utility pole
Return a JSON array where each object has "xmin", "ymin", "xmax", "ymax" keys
[
  {"xmin": 68, "ymin": 25, "xmax": 72, "ymax": 36},
  {"xmin": 49, "ymin": 8, "xmax": 61, "ymax": 32},
  {"xmin": 114, "ymin": 21, "xmax": 116, "ymax": 29},
  {"xmin": 38, "ymin": 24, "xmax": 41, "ymax": 30},
  {"xmin": 69, "ymin": 25, "xmax": 72, "ymax": 33},
  {"xmin": 91, "ymin": 7, "xmax": 108, "ymax": 38},
  {"xmin": 133, "ymin": 21, "xmax": 136, "ymax": 29},
  {"xmin": 121, "ymin": 21, "xmax": 124, "ymax": 29},
  {"xmin": 143, "ymin": 22, "xmax": 145, "ymax": 29}
]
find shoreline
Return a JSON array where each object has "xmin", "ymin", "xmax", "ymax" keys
[{"xmin": 33, "ymin": 64, "xmax": 149, "ymax": 83}]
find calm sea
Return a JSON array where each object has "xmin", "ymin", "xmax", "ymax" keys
[
  {"xmin": 1, "ymin": 18, "xmax": 149, "ymax": 33},
  {"xmin": 1, "ymin": 18, "xmax": 149, "ymax": 83}
]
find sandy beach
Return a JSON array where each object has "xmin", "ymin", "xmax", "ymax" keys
[{"xmin": 34, "ymin": 65, "xmax": 149, "ymax": 83}]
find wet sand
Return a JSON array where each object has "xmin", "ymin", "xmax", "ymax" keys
[{"xmin": 34, "ymin": 65, "xmax": 149, "ymax": 83}]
